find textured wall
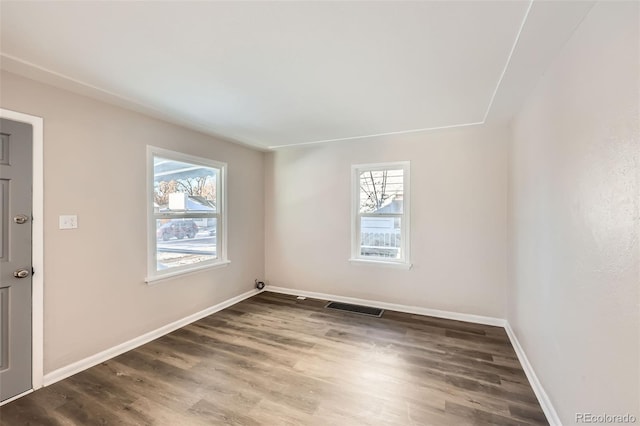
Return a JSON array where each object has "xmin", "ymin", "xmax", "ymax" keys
[
  {"xmin": 508, "ymin": 2, "xmax": 639, "ymax": 423},
  {"xmin": 265, "ymin": 124, "xmax": 509, "ymax": 318},
  {"xmin": 0, "ymin": 71, "xmax": 265, "ymax": 373}
]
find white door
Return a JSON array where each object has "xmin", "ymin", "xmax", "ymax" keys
[{"xmin": 0, "ymin": 118, "xmax": 33, "ymax": 402}]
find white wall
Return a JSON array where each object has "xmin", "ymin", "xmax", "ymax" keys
[
  {"xmin": 0, "ymin": 71, "xmax": 265, "ymax": 373},
  {"xmin": 265, "ymin": 124, "xmax": 509, "ymax": 318},
  {"xmin": 508, "ymin": 2, "xmax": 639, "ymax": 423}
]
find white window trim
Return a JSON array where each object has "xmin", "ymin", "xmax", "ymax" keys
[
  {"xmin": 145, "ymin": 146, "xmax": 229, "ymax": 283},
  {"xmin": 349, "ymin": 161, "xmax": 412, "ymax": 269}
]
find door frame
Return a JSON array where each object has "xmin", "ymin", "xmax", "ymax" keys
[{"xmin": 0, "ymin": 108, "xmax": 44, "ymax": 393}]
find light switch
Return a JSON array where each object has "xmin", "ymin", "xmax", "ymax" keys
[{"xmin": 59, "ymin": 215, "xmax": 78, "ymax": 230}]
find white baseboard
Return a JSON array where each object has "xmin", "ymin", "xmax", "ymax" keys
[
  {"xmin": 1, "ymin": 389, "xmax": 33, "ymax": 407},
  {"xmin": 265, "ymin": 285, "xmax": 506, "ymax": 327},
  {"xmin": 504, "ymin": 322, "xmax": 561, "ymax": 426},
  {"xmin": 43, "ymin": 288, "xmax": 263, "ymax": 386}
]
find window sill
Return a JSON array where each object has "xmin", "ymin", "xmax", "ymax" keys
[
  {"xmin": 145, "ymin": 260, "xmax": 231, "ymax": 284},
  {"xmin": 349, "ymin": 258, "xmax": 412, "ymax": 270}
]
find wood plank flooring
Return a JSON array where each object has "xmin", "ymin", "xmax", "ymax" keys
[{"xmin": 0, "ymin": 292, "xmax": 548, "ymax": 425}]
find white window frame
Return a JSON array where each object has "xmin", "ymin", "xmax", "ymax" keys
[
  {"xmin": 146, "ymin": 146, "xmax": 229, "ymax": 283},
  {"xmin": 350, "ymin": 161, "xmax": 411, "ymax": 269}
]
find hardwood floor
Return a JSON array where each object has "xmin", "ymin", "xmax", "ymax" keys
[{"xmin": 0, "ymin": 292, "xmax": 548, "ymax": 425}]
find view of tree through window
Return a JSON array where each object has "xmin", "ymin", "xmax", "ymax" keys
[
  {"xmin": 359, "ymin": 169, "xmax": 404, "ymax": 213},
  {"xmin": 154, "ymin": 173, "xmax": 216, "ymax": 207}
]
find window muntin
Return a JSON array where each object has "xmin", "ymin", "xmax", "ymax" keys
[
  {"xmin": 147, "ymin": 147, "xmax": 227, "ymax": 281},
  {"xmin": 352, "ymin": 162, "xmax": 410, "ymax": 266}
]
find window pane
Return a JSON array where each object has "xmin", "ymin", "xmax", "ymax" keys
[
  {"xmin": 153, "ymin": 156, "xmax": 218, "ymax": 213},
  {"xmin": 156, "ymin": 218, "xmax": 217, "ymax": 271},
  {"xmin": 359, "ymin": 169, "xmax": 403, "ymax": 214},
  {"xmin": 360, "ymin": 216, "xmax": 401, "ymax": 259}
]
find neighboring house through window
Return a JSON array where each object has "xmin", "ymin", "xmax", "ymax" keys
[
  {"xmin": 146, "ymin": 146, "xmax": 228, "ymax": 282},
  {"xmin": 351, "ymin": 162, "xmax": 411, "ymax": 269}
]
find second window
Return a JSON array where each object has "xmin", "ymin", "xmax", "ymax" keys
[{"xmin": 352, "ymin": 162, "xmax": 410, "ymax": 266}]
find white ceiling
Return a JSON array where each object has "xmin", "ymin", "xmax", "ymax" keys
[{"xmin": 0, "ymin": 1, "xmax": 593, "ymax": 150}]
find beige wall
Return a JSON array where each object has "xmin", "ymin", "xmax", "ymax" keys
[
  {"xmin": 0, "ymin": 71, "xmax": 265, "ymax": 373},
  {"xmin": 265, "ymin": 124, "xmax": 509, "ymax": 318},
  {"xmin": 508, "ymin": 2, "xmax": 639, "ymax": 423}
]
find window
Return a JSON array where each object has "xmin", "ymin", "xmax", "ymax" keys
[
  {"xmin": 146, "ymin": 146, "xmax": 228, "ymax": 282},
  {"xmin": 351, "ymin": 162, "xmax": 411, "ymax": 268}
]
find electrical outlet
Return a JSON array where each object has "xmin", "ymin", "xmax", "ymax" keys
[{"xmin": 59, "ymin": 215, "xmax": 78, "ymax": 230}]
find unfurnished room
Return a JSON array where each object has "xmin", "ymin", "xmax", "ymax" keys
[{"xmin": 0, "ymin": 1, "xmax": 638, "ymax": 425}]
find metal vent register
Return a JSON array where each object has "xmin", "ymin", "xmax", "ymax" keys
[{"xmin": 325, "ymin": 301, "xmax": 384, "ymax": 317}]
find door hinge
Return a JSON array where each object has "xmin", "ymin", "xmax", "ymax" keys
[{"xmin": 32, "ymin": 267, "xmax": 35, "ymax": 276}]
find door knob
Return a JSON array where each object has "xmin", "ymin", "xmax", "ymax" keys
[
  {"xmin": 13, "ymin": 269, "xmax": 29, "ymax": 278},
  {"xmin": 13, "ymin": 215, "xmax": 29, "ymax": 224}
]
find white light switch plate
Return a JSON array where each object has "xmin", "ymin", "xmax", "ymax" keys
[{"xmin": 59, "ymin": 215, "xmax": 78, "ymax": 229}]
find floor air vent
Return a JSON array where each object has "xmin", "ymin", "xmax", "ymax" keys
[{"xmin": 325, "ymin": 301, "xmax": 384, "ymax": 317}]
